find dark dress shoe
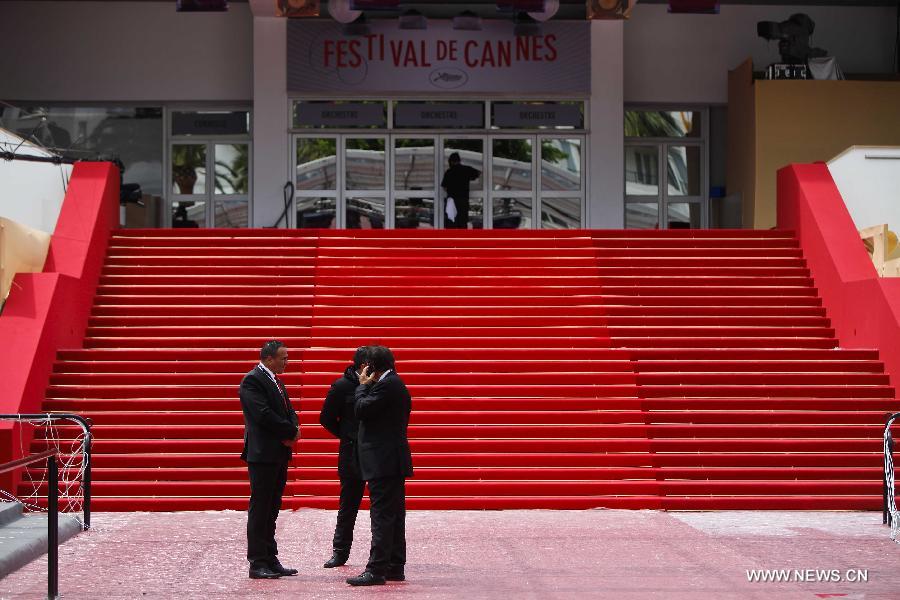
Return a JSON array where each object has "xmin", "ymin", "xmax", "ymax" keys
[
  {"xmin": 270, "ymin": 562, "xmax": 298, "ymax": 576},
  {"xmin": 323, "ymin": 551, "xmax": 349, "ymax": 568},
  {"xmin": 346, "ymin": 571, "xmax": 386, "ymax": 586},
  {"xmin": 249, "ymin": 566, "xmax": 282, "ymax": 579}
]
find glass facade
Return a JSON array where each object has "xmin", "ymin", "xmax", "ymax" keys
[
  {"xmin": 0, "ymin": 105, "xmax": 164, "ymax": 196},
  {"xmin": 289, "ymin": 99, "xmax": 585, "ymax": 229},
  {"xmin": 625, "ymin": 108, "xmax": 707, "ymax": 229}
]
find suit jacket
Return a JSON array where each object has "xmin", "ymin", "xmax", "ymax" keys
[
  {"xmin": 319, "ymin": 365, "xmax": 361, "ymax": 479},
  {"xmin": 239, "ymin": 365, "xmax": 299, "ymax": 464},
  {"xmin": 354, "ymin": 370, "xmax": 413, "ymax": 481}
]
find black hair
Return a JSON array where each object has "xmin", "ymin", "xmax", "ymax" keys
[
  {"xmin": 367, "ymin": 345, "xmax": 395, "ymax": 372},
  {"xmin": 449, "ymin": 152, "xmax": 461, "ymax": 163},
  {"xmin": 353, "ymin": 346, "xmax": 369, "ymax": 370},
  {"xmin": 260, "ymin": 340, "xmax": 285, "ymax": 361}
]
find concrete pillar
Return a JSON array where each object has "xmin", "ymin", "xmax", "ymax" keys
[{"xmin": 588, "ymin": 20, "xmax": 625, "ymax": 229}]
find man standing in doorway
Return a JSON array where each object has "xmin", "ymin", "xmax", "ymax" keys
[
  {"xmin": 346, "ymin": 345, "xmax": 413, "ymax": 586},
  {"xmin": 441, "ymin": 152, "xmax": 481, "ymax": 229},
  {"xmin": 239, "ymin": 340, "xmax": 300, "ymax": 579},
  {"xmin": 319, "ymin": 346, "xmax": 369, "ymax": 569}
]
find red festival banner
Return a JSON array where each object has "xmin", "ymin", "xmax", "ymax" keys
[{"xmin": 287, "ymin": 21, "xmax": 589, "ymax": 94}]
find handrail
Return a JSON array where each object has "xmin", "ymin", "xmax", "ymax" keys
[
  {"xmin": 0, "ymin": 448, "xmax": 61, "ymax": 599},
  {"xmin": 883, "ymin": 412, "xmax": 900, "ymax": 540},
  {"xmin": 0, "ymin": 413, "xmax": 91, "ymax": 531},
  {"xmin": 0, "ymin": 449, "xmax": 56, "ymax": 475}
]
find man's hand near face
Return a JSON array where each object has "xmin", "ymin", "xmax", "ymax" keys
[{"xmin": 358, "ymin": 365, "xmax": 378, "ymax": 386}]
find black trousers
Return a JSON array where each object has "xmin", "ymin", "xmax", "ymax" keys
[
  {"xmin": 247, "ymin": 460, "xmax": 288, "ymax": 568},
  {"xmin": 365, "ymin": 476, "xmax": 406, "ymax": 576},
  {"xmin": 332, "ymin": 474, "xmax": 366, "ymax": 553},
  {"xmin": 446, "ymin": 198, "xmax": 469, "ymax": 229}
]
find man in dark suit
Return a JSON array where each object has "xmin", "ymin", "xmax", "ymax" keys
[
  {"xmin": 239, "ymin": 340, "xmax": 300, "ymax": 579},
  {"xmin": 319, "ymin": 346, "xmax": 369, "ymax": 569},
  {"xmin": 346, "ymin": 345, "xmax": 413, "ymax": 586}
]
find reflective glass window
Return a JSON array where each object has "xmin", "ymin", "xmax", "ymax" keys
[
  {"xmin": 345, "ymin": 138, "xmax": 386, "ymax": 190},
  {"xmin": 625, "ymin": 111, "xmax": 701, "ymax": 138},
  {"xmin": 541, "ymin": 138, "xmax": 581, "ymax": 192},
  {"xmin": 214, "ymin": 144, "xmax": 249, "ymax": 195},
  {"xmin": 296, "ymin": 138, "xmax": 337, "ymax": 191},
  {"xmin": 492, "ymin": 139, "xmax": 532, "ymax": 192},
  {"xmin": 541, "ymin": 198, "xmax": 581, "ymax": 229}
]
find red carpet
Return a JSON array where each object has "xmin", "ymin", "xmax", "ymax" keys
[{"xmin": 25, "ymin": 229, "xmax": 896, "ymax": 510}]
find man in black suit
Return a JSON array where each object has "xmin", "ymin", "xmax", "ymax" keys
[
  {"xmin": 319, "ymin": 346, "xmax": 369, "ymax": 569},
  {"xmin": 346, "ymin": 345, "xmax": 413, "ymax": 586},
  {"xmin": 239, "ymin": 340, "xmax": 300, "ymax": 579}
]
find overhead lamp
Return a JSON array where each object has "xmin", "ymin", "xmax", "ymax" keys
[
  {"xmin": 342, "ymin": 13, "xmax": 371, "ymax": 36},
  {"xmin": 176, "ymin": 0, "xmax": 228, "ymax": 11},
  {"xmin": 328, "ymin": 0, "xmax": 362, "ymax": 23},
  {"xmin": 399, "ymin": 8, "xmax": 427, "ymax": 30},
  {"xmin": 277, "ymin": 0, "xmax": 320, "ymax": 17},
  {"xmin": 528, "ymin": 0, "xmax": 558, "ymax": 22},
  {"xmin": 668, "ymin": 0, "xmax": 718, "ymax": 14},
  {"xmin": 513, "ymin": 11, "xmax": 541, "ymax": 37},
  {"xmin": 453, "ymin": 10, "xmax": 482, "ymax": 31}
]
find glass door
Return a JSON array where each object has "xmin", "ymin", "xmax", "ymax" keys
[
  {"xmin": 491, "ymin": 136, "xmax": 534, "ymax": 229},
  {"xmin": 294, "ymin": 135, "xmax": 338, "ymax": 228},
  {"xmin": 624, "ymin": 109, "xmax": 706, "ymax": 229},
  {"xmin": 625, "ymin": 142, "xmax": 703, "ymax": 229},
  {"xmin": 393, "ymin": 136, "xmax": 437, "ymax": 229},
  {"xmin": 344, "ymin": 136, "xmax": 387, "ymax": 229},
  {"xmin": 539, "ymin": 136, "xmax": 584, "ymax": 229},
  {"xmin": 291, "ymin": 132, "xmax": 584, "ymax": 230},
  {"xmin": 438, "ymin": 137, "xmax": 486, "ymax": 229},
  {"xmin": 664, "ymin": 143, "xmax": 703, "ymax": 229},
  {"xmin": 168, "ymin": 110, "xmax": 251, "ymax": 228},
  {"xmin": 624, "ymin": 144, "xmax": 662, "ymax": 229},
  {"xmin": 293, "ymin": 134, "xmax": 389, "ymax": 229}
]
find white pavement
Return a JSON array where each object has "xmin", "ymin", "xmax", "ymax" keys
[{"xmin": 1, "ymin": 510, "xmax": 899, "ymax": 599}]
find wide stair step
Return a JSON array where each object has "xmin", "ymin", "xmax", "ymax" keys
[{"xmin": 22, "ymin": 229, "xmax": 899, "ymax": 511}]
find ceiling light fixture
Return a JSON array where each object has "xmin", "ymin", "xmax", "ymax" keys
[
  {"xmin": 453, "ymin": 10, "xmax": 482, "ymax": 31},
  {"xmin": 399, "ymin": 8, "xmax": 427, "ymax": 30},
  {"xmin": 328, "ymin": 0, "xmax": 362, "ymax": 23},
  {"xmin": 528, "ymin": 0, "xmax": 558, "ymax": 22}
]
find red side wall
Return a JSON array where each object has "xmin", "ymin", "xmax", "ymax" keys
[
  {"xmin": 0, "ymin": 162, "xmax": 118, "ymax": 487},
  {"xmin": 777, "ymin": 163, "xmax": 900, "ymax": 390}
]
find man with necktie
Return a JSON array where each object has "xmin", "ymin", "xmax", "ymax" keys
[{"xmin": 239, "ymin": 339, "xmax": 300, "ymax": 579}]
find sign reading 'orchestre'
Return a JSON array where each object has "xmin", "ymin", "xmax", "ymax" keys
[{"xmin": 287, "ymin": 21, "xmax": 589, "ymax": 94}]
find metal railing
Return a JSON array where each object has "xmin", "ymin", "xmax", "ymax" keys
[
  {"xmin": 0, "ymin": 448, "xmax": 60, "ymax": 599},
  {"xmin": 883, "ymin": 412, "xmax": 900, "ymax": 534},
  {"xmin": 0, "ymin": 413, "xmax": 92, "ymax": 530}
]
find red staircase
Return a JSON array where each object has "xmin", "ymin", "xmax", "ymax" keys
[{"xmin": 25, "ymin": 229, "xmax": 897, "ymax": 510}]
